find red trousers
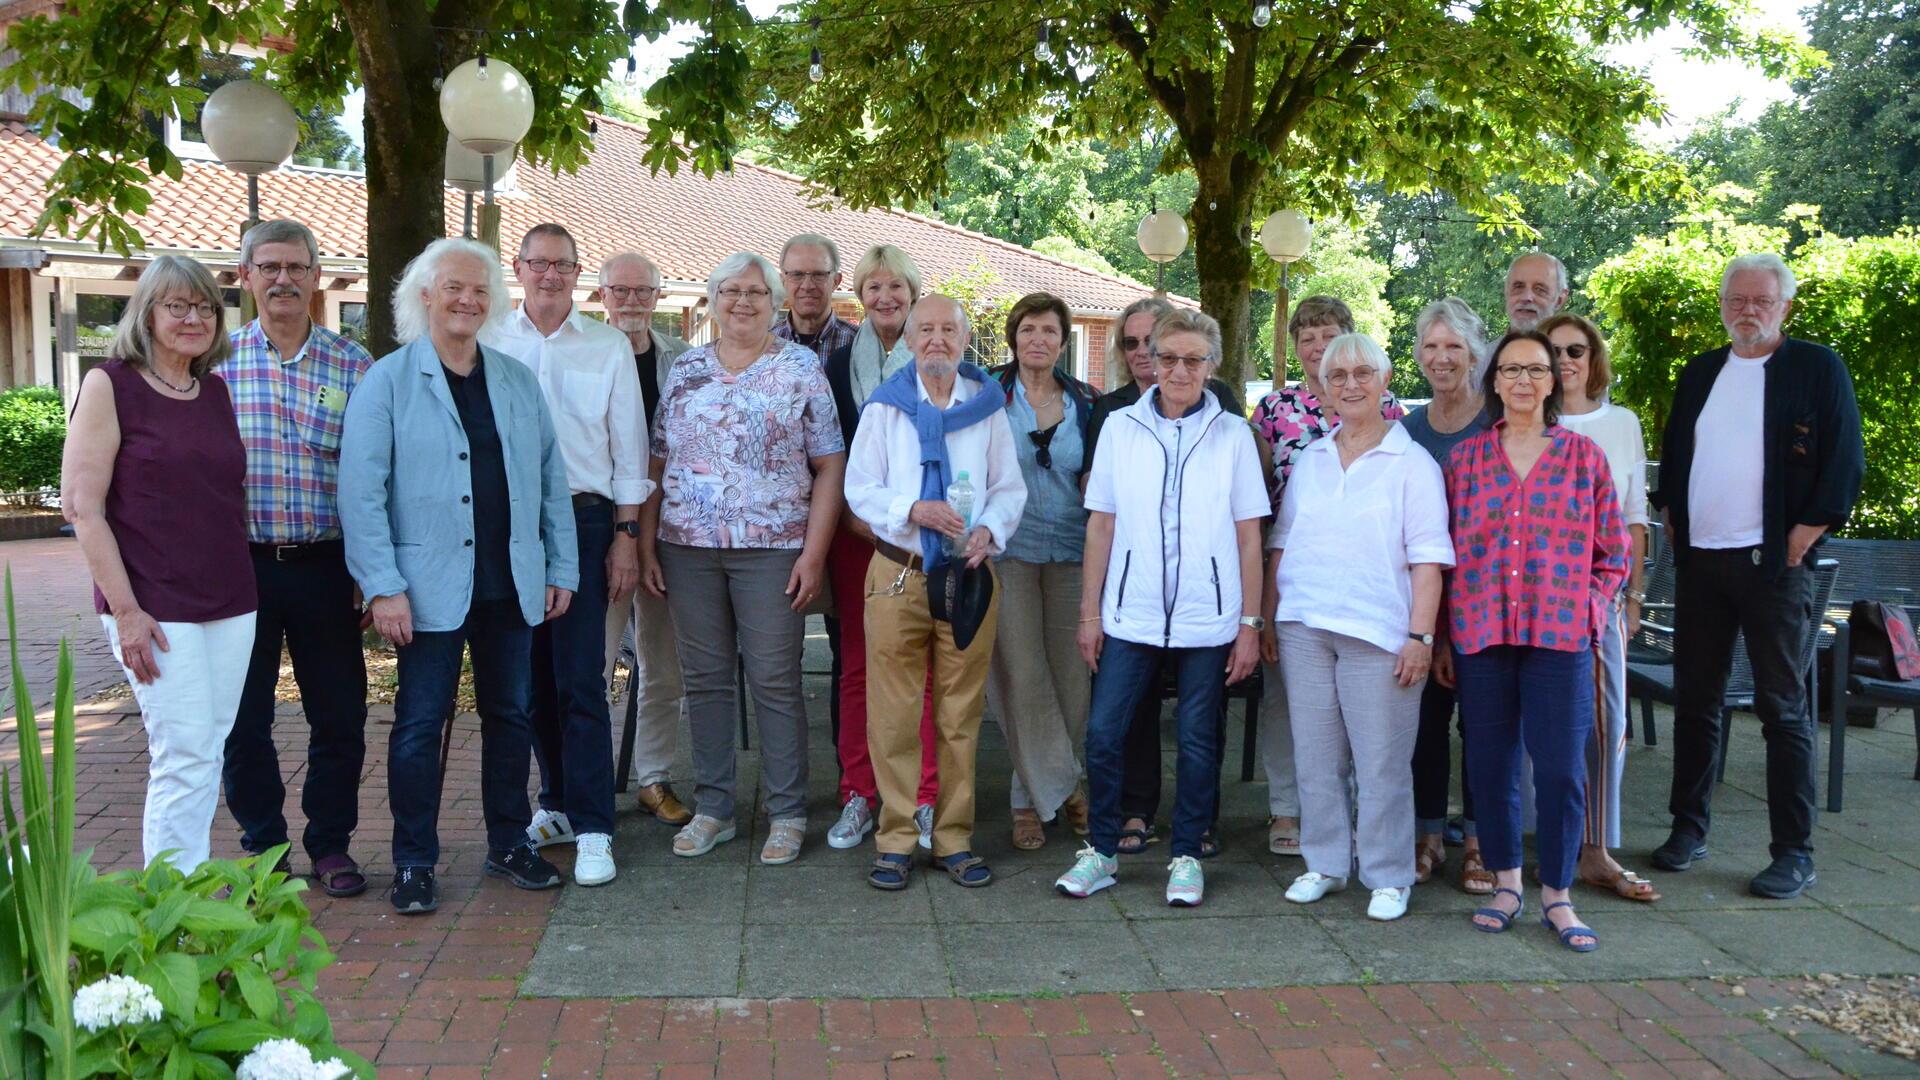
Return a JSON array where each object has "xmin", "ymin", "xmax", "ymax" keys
[{"xmin": 829, "ymin": 525, "xmax": 938, "ymax": 806}]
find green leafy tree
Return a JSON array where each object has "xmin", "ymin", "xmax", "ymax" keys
[{"xmin": 733, "ymin": 0, "xmax": 1805, "ymax": 386}]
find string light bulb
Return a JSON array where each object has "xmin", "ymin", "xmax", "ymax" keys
[
  {"xmin": 624, "ymin": 55, "xmax": 638, "ymax": 86},
  {"xmin": 808, "ymin": 18, "xmax": 824, "ymax": 82},
  {"xmin": 1253, "ymin": 1, "xmax": 1272, "ymax": 27},
  {"xmin": 1034, "ymin": 24, "xmax": 1053, "ymax": 63},
  {"xmin": 1011, "ymin": 194, "xmax": 1022, "ymax": 232}
]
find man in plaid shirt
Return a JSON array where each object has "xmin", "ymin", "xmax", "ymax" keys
[{"xmin": 222, "ymin": 218, "xmax": 375, "ymax": 899}]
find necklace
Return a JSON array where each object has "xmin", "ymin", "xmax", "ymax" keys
[
  {"xmin": 148, "ymin": 365, "xmax": 197, "ymax": 394},
  {"xmin": 717, "ymin": 334, "xmax": 772, "ymax": 374},
  {"xmin": 1022, "ymin": 377, "xmax": 1061, "ymax": 409}
]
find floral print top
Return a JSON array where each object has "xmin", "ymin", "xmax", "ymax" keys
[
  {"xmin": 650, "ymin": 340, "xmax": 844, "ymax": 548},
  {"xmin": 1443, "ymin": 422, "xmax": 1630, "ymax": 655},
  {"xmin": 1251, "ymin": 383, "xmax": 1406, "ymax": 513}
]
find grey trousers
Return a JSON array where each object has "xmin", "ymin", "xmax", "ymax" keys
[
  {"xmin": 657, "ymin": 542, "xmax": 809, "ymax": 822},
  {"xmin": 1279, "ymin": 622, "xmax": 1421, "ymax": 890},
  {"xmin": 985, "ymin": 559, "xmax": 1090, "ymax": 817}
]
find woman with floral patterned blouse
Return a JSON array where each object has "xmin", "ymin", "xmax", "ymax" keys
[
  {"xmin": 639, "ymin": 251, "xmax": 846, "ymax": 867},
  {"xmin": 1248, "ymin": 296, "xmax": 1405, "ymax": 858},
  {"xmin": 1433, "ymin": 329, "xmax": 1628, "ymax": 953}
]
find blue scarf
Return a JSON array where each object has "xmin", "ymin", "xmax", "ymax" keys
[{"xmin": 867, "ymin": 360, "xmax": 1005, "ymax": 569}]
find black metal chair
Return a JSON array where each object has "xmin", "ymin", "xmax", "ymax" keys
[
  {"xmin": 1154, "ymin": 663, "xmax": 1264, "ymax": 782},
  {"xmin": 1826, "ymin": 620, "xmax": 1920, "ymax": 802}
]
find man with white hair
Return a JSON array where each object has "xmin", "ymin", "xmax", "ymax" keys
[
  {"xmin": 1649, "ymin": 252, "xmax": 1863, "ymax": 899},
  {"xmin": 482, "ymin": 223, "xmax": 647, "ymax": 887},
  {"xmin": 773, "ymin": 232, "xmax": 859, "ymax": 364},
  {"xmin": 844, "ymin": 294, "xmax": 1026, "ymax": 890},
  {"xmin": 1504, "ymin": 251, "xmax": 1569, "ymax": 332},
  {"xmin": 595, "ymin": 250, "xmax": 694, "ymax": 827}
]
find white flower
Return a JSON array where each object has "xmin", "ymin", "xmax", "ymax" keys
[
  {"xmin": 236, "ymin": 1038, "xmax": 349, "ymax": 1079},
  {"xmin": 71, "ymin": 974, "xmax": 164, "ymax": 1032}
]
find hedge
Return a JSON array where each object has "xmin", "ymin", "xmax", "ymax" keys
[
  {"xmin": 1589, "ymin": 230, "xmax": 1920, "ymax": 539},
  {"xmin": 0, "ymin": 384, "xmax": 66, "ymax": 493}
]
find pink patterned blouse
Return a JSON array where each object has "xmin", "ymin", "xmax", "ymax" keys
[
  {"xmin": 650, "ymin": 341, "xmax": 844, "ymax": 548},
  {"xmin": 1251, "ymin": 384, "xmax": 1406, "ymax": 512},
  {"xmin": 1443, "ymin": 422, "xmax": 1629, "ymax": 655}
]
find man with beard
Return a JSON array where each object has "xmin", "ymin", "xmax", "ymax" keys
[
  {"xmin": 1504, "ymin": 251, "xmax": 1570, "ymax": 332},
  {"xmin": 1649, "ymin": 253, "xmax": 1863, "ymax": 899},
  {"xmin": 594, "ymin": 250, "xmax": 694, "ymax": 827},
  {"xmin": 483, "ymin": 224, "xmax": 648, "ymax": 887},
  {"xmin": 773, "ymin": 233, "xmax": 859, "ymax": 364},
  {"xmin": 222, "ymin": 218, "xmax": 375, "ymax": 898}
]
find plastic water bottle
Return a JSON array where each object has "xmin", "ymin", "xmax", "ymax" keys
[{"xmin": 946, "ymin": 471, "xmax": 976, "ymax": 555}]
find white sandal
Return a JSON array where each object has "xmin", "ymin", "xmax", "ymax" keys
[
  {"xmin": 760, "ymin": 818, "xmax": 806, "ymax": 865},
  {"xmin": 673, "ymin": 814, "xmax": 736, "ymax": 857}
]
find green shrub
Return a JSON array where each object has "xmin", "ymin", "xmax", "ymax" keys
[
  {"xmin": 1589, "ymin": 228, "xmax": 1920, "ymax": 539},
  {"xmin": 0, "ymin": 385, "xmax": 67, "ymax": 493}
]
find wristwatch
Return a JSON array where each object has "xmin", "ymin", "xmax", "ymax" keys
[
  {"xmin": 1240, "ymin": 615, "xmax": 1266, "ymax": 631},
  {"xmin": 1408, "ymin": 631, "xmax": 1434, "ymax": 646},
  {"xmin": 615, "ymin": 521, "xmax": 642, "ymax": 538}
]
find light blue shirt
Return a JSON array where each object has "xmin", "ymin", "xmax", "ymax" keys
[
  {"xmin": 999, "ymin": 378, "xmax": 1087, "ymax": 564},
  {"xmin": 339, "ymin": 337, "xmax": 579, "ymax": 632}
]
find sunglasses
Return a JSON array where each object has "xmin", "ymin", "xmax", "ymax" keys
[
  {"xmin": 1122, "ymin": 335, "xmax": 1148, "ymax": 351},
  {"xmin": 1550, "ymin": 342, "xmax": 1590, "ymax": 360},
  {"xmin": 1029, "ymin": 422, "xmax": 1061, "ymax": 470}
]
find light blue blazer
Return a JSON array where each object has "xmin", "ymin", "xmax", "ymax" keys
[{"xmin": 340, "ymin": 337, "xmax": 579, "ymax": 632}]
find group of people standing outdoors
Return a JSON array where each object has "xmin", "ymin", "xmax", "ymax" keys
[{"xmin": 63, "ymin": 212, "xmax": 1862, "ymax": 950}]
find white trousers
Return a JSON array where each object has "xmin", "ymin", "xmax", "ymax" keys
[
  {"xmin": 602, "ymin": 586, "xmax": 685, "ymax": 786},
  {"xmin": 102, "ymin": 612, "xmax": 257, "ymax": 872},
  {"xmin": 1257, "ymin": 657, "xmax": 1300, "ymax": 817}
]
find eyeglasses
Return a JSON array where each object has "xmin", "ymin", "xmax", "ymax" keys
[
  {"xmin": 1550, "ymin": 343, "xmax": 1589, "ymax": 360},
  {"xmin": 1721, "ymin": 294, "xmax": 1780, "ymax": 312},
  {"xmin": 603, "ymin": 285, "xmax": 660, "ymax": 301},
  {"xmin": 1323, "ymin": 366, "xmax": 1380, "ymax": 388},
  {"xmin": 1495, "ymin": 364, "xmax": 1555, "ymax": 382},
  {"xmin": 522, "ymin": 258, "xmax": 581, "ymax": 274},
  {"xmin": 249, "ymin": 261, "xmax": 312, "ymax": 281},
  {"xmin": 783, "ymin": 270, "xmax": 833, "ymax": 283},
  {"xmin": 159, "ymin": 299, "xmax": 217, "ymax": 321},
  {"xmin": 719, "ymin": 286, "xmax": 771, "ymax": 303},
  {"xmin": 1121, "ymin": 335, "xmax": 1148, "ymax": 352},
  {"xmin": 1153, "ymin": 353, "xmax": 1212, "ymax": 373},
  {"xmin": 1029, "ymin": 423, "xmax": 1060, "ymax": 470}
]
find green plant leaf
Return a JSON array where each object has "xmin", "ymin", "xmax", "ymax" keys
[
  {"xmin": 231, "ymin": 963, "xmax": 278, "ymax": 1021},
  {"xmin": 178, "ymin": 899, "xmax": 256, "ymax": 934},
  {"xmin": 293, "ymin": 998, "xmax": 329, "ymax": 1042},
  {"xmin": 186, "ymin": 1019, "xmax": 283, "ymax": 1053},
  {"xmin": 143, "ymin": 891, "xmax": 192, "ymax": 940},
  {"xmin": 139, "ymin": 952, "xmax": 199, "ymax": 1022},
  {"xmin": 163, "ymin": 1040, "xmax": 190, "ymax": 1080},
  {"xmin": 70, "ymin": 907, "xmax": 142, "ymax": 953},
  {"xmin": 190, "ymin": 1050, "xmax": 236, "ymax": 1080}
]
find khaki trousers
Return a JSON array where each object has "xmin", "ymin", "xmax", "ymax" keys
[{"xmin": 864, "ymin": 549, "xmax": 999, "ymax": 857}]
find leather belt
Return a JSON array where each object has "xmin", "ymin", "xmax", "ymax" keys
[
  {"xmin": 249, "ymin": 540, "xmax": 344, "ymax": 563},
  {"xmin": 871, "ymin": 537, "xmax": 924, "ymax": 573},
  {"xmin": 572, "ymin": 492, "xmax": 613, "ymax": 509}
]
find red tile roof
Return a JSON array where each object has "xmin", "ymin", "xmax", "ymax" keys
[{"xmin": 0, "ymin": 114, "xmax": 1185, "ymax": 314}]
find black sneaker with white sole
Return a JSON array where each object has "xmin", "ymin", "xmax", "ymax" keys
[
  {"xmin": 485, "ymin": 841, "xmax": 563, "ymax": 890},
  {"xmin": 1749, "ymin": 854, "xmax": 1817, "ymax": 899},
  {"xmin": 391, "ymin": 865, "xmax": 438, "ymax": 914}
]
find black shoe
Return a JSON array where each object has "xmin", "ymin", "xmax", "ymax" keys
[
  {"xmin": 391, "ymin": 865, "xmax": 437, "ymax": 914},
  {"xmin": 1443, "ymin": 816, "xmax": 1466, "ymax": 847},
  {"xmin": 1749, "ymin": 855, "xmax": 1817, "ymax": 899},
  {"xmin": 486, "ymin": 842, "xmax": 563, "ymax": 890},
  {"xmin": 1650, "ymin": 832, "xmax": 1709, "ymax": 872}
]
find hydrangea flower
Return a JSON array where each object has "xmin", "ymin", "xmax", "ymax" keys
[
  {"xmin": 71, "ymin": 974, "xmax": 163, "ymax": 1032},
  {"xmin": 236, "ymin": 1038, "xmax": 351, "ymax": 1079}
]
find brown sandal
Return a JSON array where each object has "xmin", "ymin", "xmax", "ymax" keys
[
  {"xmin": 1414, "ymin": 838, "xmax": 1446, "ymax": 884},
  {"xmin": 1010, "ymin": 808, "xmax": 1046, "ymax": 850},
  {"xmin": 1061, "ymin": 791, "xmax": 1090, "ymax": 837},
  {"xmin": 1460, "ymin": 847, "xmax": 1495, "ymax": 895},
  {"xmin": 1582, "ymin": 867, "xmax": 1662, "ymax": 902}
]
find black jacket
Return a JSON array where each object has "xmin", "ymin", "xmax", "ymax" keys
[
  {"xmin": 822, "ymin": 343, "xmax": 863, "ymax": 448},
  {"xmin": 1085, "ymin": 376, "xmax": 1244, "ymax": 466},
  {"xmin": 1650, "ymin": 336, "xmax": 1864, "ymax": 579}
]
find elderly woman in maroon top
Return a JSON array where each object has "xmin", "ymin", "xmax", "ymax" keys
[{"xmin": 61, "ymin": 255, "xmax": 258, "ymax": 872}]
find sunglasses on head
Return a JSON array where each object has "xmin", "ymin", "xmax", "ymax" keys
[{"xmin": 1029, "ymin": 422, "xmax": 1061, "ymax": 470}]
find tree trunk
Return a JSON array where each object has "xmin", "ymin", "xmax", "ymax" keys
[{"xmin": 1188, "ymin": 166, "xmax": 1255, "ymax": 394}]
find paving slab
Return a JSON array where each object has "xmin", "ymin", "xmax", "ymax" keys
[
  {"xmin": 741, "ymin": 922, "xmax": 949, "ymax": 998},
  {"xmin": 942, "ymin": 920, "xmax": 1163, "ymax": 996},
  {"xmin": 1135, "ymin": 915, "xmax": 1361, "ymax": 988},
  {"xmin": 744, "ymin": 864, "xmax": 937, "ymax": 925},
  {"xmin": 1672, "ymin": 907, "xmax": 1920, "ymax": 977}
]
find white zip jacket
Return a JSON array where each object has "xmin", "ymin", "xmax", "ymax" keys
[{"xmin": 1083, "ymin": 386, "xmax": 1269, "ymax": 649}]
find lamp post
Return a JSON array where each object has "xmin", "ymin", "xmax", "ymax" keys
[
  {"xmin": 444, "ymin": 134, "xmax": 519, "ymax": 240},
  {"xmin": 1135, "ymin": 199, "xmax": 1189, "ymax": 295},
  {"xmin": 199, "ymin": 79, "xmax": 299, "ymax": 321},
  {"xmin": 439, "ymin": 56, "xmax": 535, "ymax": 252},
  {"xmin": 1258, "ymin": 209, "xmax": 1312, "ymax": 383}
]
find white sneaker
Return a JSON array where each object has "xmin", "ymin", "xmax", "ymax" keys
[
  {"xmin": 1284, "ymin": 871, "xmax": 1348, "ymax": 904},
  {"xmin": 1367, "ymin": 886, "xmax": 1411, "ymax": 921},
  {"xmin": 527, "ymin": 808, "xmax": 574, "ymax": 849},
  {"xmin": 574, "ymin": 833, "xmax": 616, "ymax": 886},
  {"xmin": 827, "ymin": 796, "xmax": 874, "ymax": 850},
  {"xmin": 1166, "ymin": 855, "xmax": 1205, "ymax": 907},
  {"xmin": 1054, "ymin": 845, "xmax": 1119, "ymax": 898},
  {"xmin": 915, "ymin": 803, "xmax": 934, "ymax": 850}
]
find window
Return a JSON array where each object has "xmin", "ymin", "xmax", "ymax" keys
[
  {"xmin": 75, "ymin": 293, "xmax": 129, "ymax": 381},
  {"xmin": 338, "ymin": 302, "xmax": 368, "ymax": 345}
]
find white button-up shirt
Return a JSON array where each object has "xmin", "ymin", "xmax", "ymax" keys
[
  {"xmin": 1270, "ymin": 422, "xmax": 1455, "ymax": 655},
  {"xmin": 846, "ymin": 370, "xmax": 1027, "ymax": 557},
  {"xmin": 483, "ymin": 304, "xmax": 649, "ymax": 504}
]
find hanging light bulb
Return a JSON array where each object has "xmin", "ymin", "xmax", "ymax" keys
[
  {"xmin": 1035, "ymin": 23, "xmax": 1053, "ymax": 63},
  {"xmin": 623, "ymin": 55, "xmax": 638, "ymax": 87},
  {"xmin": 589, "ymin": 117, "xmax": 599, "ymax": 134},
  {"xmin": 477, "ymin": 53, "xmax": 489, "ymax": 79},
  {"xmin": 1253, "ymin": 1, "xmax": 1272, "ymax": 27},
  {"xmin": 1011, "ymin": 194, "xmax": 1022, "ymax": 232},
  {"xmin": 809, "ymin": 46, "xmax": 824, "ymax": 82}
]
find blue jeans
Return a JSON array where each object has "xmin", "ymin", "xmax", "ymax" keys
[
  {"xmin": 531, "ymin": 501, "xmax": 615, "ymax": 835},
  {"xmin": 390, "ymin": 597, "xmax": 536, "ymax": 867},
  {"xmin": 1456, "ymin": 644, "xmax": 1594, "ymax": 890},
  {"xmin": 1086, "ymin": 637, "xmax": 1228, "ymax": 860}
]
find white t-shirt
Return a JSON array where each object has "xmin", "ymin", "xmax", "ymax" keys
[
  {"xmin": 1269, "ymin": 423, "xmax": 1456, "ymax": 655},
  {"xmin": 1558, "ymin": 404, "xmax": 1650, "ymax": 527},
  {"xmin": 1687, "ymin": 352, "xmax": 1769, "ymax": 548}
]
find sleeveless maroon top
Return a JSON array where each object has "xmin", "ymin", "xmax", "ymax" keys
[{"xmin": 92, "ymin": 360, "xmax": 256, "ymax": 622}]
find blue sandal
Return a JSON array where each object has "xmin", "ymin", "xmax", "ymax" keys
[
  {"xmin": 938, "ymin": 851, "xmax": 993, "ymax": 887},
  {"xmin": 1541, "ymin": 901, "xmax": 1599, "ymax": 952},
  {"xmin": 868, "ymin": 853, "xmax": 912, "ymax": 891},
  {"xmin": 1472, "ymin": 887, "xmax": 1525, "ymax": 933}
]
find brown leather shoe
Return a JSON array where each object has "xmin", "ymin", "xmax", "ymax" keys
[{"xmin": 636, "ymin": 782, "xmax": 693, "ymax": 825}]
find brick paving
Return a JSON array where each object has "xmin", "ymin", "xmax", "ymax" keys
[
  {"xmin": 5, "ymin": 537, "xmax": 1917, "ymax": 1077},
  {"xmin": 1, "ymin": 536, "xmax": 123, "ymax": 707}
]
